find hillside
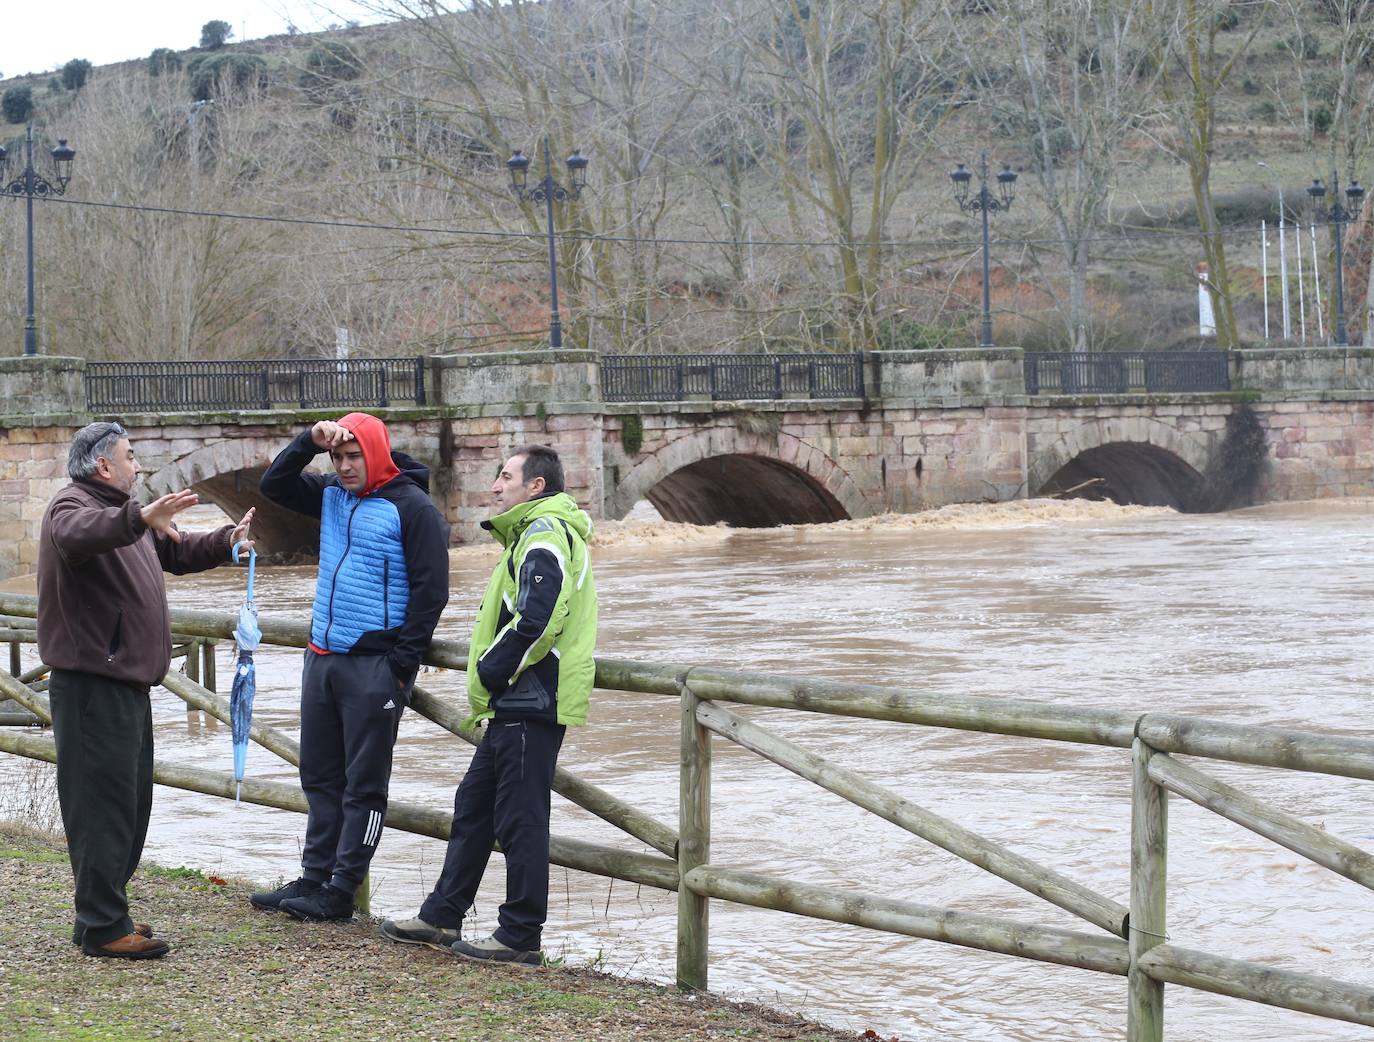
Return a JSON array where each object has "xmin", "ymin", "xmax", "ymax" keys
[{"xmin": 1, "ymin": 0, "xmax": 1371, "ymax": 361}]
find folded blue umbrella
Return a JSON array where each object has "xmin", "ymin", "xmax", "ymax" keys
[{"xmin": 230, "ymin": 541, "xmax": 261, "ymax": 803}]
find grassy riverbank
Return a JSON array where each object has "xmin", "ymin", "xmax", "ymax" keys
[{"xmin": 0, "ymin": 824, "xmax": 858, "ymax": 1042}]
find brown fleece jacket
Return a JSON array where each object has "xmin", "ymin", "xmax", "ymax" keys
[{"xmin": 36, "ymin": 478, "xmax": 235, "ymax": 688}]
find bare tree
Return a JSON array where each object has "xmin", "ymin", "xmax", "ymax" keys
[
  {"xmin": 1144, "ymin": 0, "xmax": 1267, "ymax": 349},
  {"xmin": 985, "ymin": 0, "xmax": 1160, "ymax": 350},
  {"xmin": 725, "ymin": 0, "xmax": 976, "ymax": 349}
]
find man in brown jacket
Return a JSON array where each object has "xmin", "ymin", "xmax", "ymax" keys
[{"xmin": 37, "ymin": 421, "xmax": 253, "ymax": 960}]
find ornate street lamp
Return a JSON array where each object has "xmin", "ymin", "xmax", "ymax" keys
[
  {"xmin": 506, "ymin": 138, "xmax": 589, "ymax": 349},
  {"xmin": 951, "ymin": 152, "xmax": 1016, "ymax": 348},
  {"xmin": 1306, "ymin": 172, "xmax": 1365, "ymax": 347},
  {"xmin": 0, "ymin": 124, "xmax": 76, "ymax": 356}
]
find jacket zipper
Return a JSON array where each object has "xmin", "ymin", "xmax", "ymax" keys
[
  {"xmin": 383, "ymin": 558, "xmax": 390, "ymax": 629},
  {"xmin": 106, "ymin": 608, "xmax": 124, "ymax": 663},
  {"xmin": 322, "ymin": 497, "xmax": 363, "ymax": 651}
]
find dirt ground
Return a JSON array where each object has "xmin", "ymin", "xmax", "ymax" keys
[{"xmin": 0, "ymin": 824, "xmax": 864, "ymax": 1042}]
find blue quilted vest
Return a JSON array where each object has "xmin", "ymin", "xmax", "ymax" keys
[{"xmin": 310, "ymin": 484, "xmax": 411, "ymax": 652}]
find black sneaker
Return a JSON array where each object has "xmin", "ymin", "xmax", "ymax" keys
[
  {"xmin": 250, "ymin": 877, "xmax": 323, "ymax": 912},
  {"xmin": 280, "ymin": 884, "xmax": 355, "ymax": 922}
]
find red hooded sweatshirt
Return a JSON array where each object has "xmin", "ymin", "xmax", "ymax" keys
[{"xmin": 338, "ymin": 412, "xmax": 401, "ymax": 495}]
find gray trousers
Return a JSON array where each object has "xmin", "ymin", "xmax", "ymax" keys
[{"xmin": 49, "ymin": 668, "xmax": 154, "ymax": 948}]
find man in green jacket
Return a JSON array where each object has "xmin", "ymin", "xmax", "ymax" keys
[{"xmin": 381, "ymin": 444, "xmax": 596, "ymax": 965}]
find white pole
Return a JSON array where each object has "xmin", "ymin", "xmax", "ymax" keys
[
  {"xmin": 1260, "ymin": 220, "xmax": 1270, "ymax": 340},
  {"xmin": 1278, "ymin": 187, "xmax": 1292, "ymax": 337},
  {"xmin": 1295, "ymin": 218, "xmax": 1307, "ymax": 342},
  {"xmin": 1311, "ymin": 222, "xmax": 1325, "ymax": 340}
]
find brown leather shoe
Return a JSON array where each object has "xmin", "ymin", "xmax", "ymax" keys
[
  {"xmin": 81, "ymin": 933, "xmax": 170, "ymax": 959},
  {"xmin": 71, "ymin": 923, "xmax": 153, "ymax": 946}
]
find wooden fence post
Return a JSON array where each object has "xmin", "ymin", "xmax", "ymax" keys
[
  {"xmin": 185, "ymin": 639, "xmax": 200, "ymax": 686},
  {"xmin": 677, "ymin": 682, "xmax": 710, "ymax": 991},
  {"xmin": 1128, "ymin": 737, "xmax": 1167, "ymax": 1042},
  {"xmin": 202, "ymin": 639, "xmax": 217, "ymax": 694}
]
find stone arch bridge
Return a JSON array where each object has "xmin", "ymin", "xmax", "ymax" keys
[{"xmin": 0, "ymin": 347, "xmax": 1368, "ymax": 578}]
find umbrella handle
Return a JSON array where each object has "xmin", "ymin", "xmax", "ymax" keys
[{"xmin": 232, "ymin": 541, "xmax": 257, "ymax": 603}]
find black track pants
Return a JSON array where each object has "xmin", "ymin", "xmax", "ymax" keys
[
  {"xmin": 49, "ymin": 669, "xmax": 154, "ymax": 948},
  {"xmin": 420, "ymin": 718, "xmax": 565, "ymax": 952},
  {"xmin": 298, "ymin": 651, "xmax": 406, "ymax": 895}
]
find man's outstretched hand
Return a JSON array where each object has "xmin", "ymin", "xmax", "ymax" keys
[{"xmin": 141, "ymin": 490, "xmax": 199, "ymax": 543}]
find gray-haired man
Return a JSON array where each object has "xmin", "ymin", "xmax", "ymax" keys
[{"xmin": 36, "ymin": 421, "xmax": 253, "ymax": 960}]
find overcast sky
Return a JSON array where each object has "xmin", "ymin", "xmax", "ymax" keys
[{"xmin": 1, "ymin": 0, "xmax": 390, "ymax": 80}]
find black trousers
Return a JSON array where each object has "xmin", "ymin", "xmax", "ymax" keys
[
  {"xmin": 420, "ymin": 718, "xmax": 565, "ymax": 952},
  {"xmin": 298, "ymin": 650, "xmax": 406, "ymax": 895},
  {"xmin": 48, "ymin": 669, "xmax": 154, "ymax": 948}
]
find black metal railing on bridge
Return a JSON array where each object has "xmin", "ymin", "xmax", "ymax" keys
[
  {"xmin": 1024, "ymin": 351, "xmax": 1230, "ymax": 395},
  {"xmin": 85, "ymin": 358, "xmax": 427, "ymax": 412},
  {"xmin": 601, "ymin": 353, "xmax": 865, "ymax": 402}
]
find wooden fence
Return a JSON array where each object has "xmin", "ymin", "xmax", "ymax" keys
[{"xmin": 3, "ymin": 591, "xmax": 1374, "ymax": 1040}]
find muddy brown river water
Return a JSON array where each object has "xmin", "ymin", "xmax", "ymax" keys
[{"xmin": 4, "ymin": 498, "xmax": 1373, "ymax": 1040}]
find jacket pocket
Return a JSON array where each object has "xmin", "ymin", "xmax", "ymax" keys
[
  {"xmin": 105, "ymin": 608, "xmax": 124, "ymax": 662},
  {"xmin": 492, "ymin": 654, "xmax": 558, "ymax": 719}
]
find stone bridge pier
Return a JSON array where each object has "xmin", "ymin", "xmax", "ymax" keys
[{"xmin": 0, "ymin": 346, "xmax": 1370, "ymax": 579}]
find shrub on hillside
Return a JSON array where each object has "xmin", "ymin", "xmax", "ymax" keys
[
  {"xmin": 148, "ymin": 48, "xmax": 182, "ymax": 76},
  {"xmin": 2, "ymin": 86, "xmax": 34, "ymax": 124},
  {"xmin": 188, "ymin": 52, "xmax": 268, "ymax": 102},
  {"xmin": 61, "ymin": 59, "xmax": 92, "ymax": 91}
]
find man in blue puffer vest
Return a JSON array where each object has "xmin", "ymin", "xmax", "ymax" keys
[{"xmin": 251, "ymin": 413, "xmax": 450, "ymax": 921}]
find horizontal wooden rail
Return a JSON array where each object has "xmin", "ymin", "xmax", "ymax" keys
[
  {"xmin": 696, "ymin": 700, "xmax": 1128, "ymax": 936},
  {"xmin": 682, "ymin": 665, "xmax": 1140, "ymax": 748},
  {"xmin": 0, "ymin": 729, "xmax": 680, "ymax": 893},
  {"xmin": 1136, "ymin": 943, "xmax": 1374, "ymax": 1027},
  {"xmin": 1147, "ymin": 753, "xmax": 1374, "ymax": 891},
  {"xmin": 681, "ymin": 865, "xmax": 1129, "ymax": 976},
  {"xmin": 1137, "ymin": 714, "xmax": 1374, "ymax": 781}
]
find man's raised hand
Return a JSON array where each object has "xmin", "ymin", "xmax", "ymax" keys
[
  {"xmin": 311, "ymin": 420, "xmax": 355, "ymax": 450},
  {"xmin": 230, "ymin": 507, "xmax": 256, "ymax": 555},
  {"xmin": 141, "ymin": 490, "xmax": 199, "ymax": 543}
]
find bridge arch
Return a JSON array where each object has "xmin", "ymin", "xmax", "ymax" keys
[
  {"xmin": 607, "ymin": 427, "xmax": 872, "ymax": 526},
  {"xmin": 143, "ymin": 436, "xmax": 320, "ymax": 557},
  {"xmin": 1030, "ymin": 417, "xmax": 1212, "ymax": 510}
]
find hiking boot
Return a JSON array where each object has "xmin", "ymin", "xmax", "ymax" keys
[
  {"xmin": 72, "ymin": 922, "xmax": 153, "ymax": 946},
  {"xmin": 379, "ymin": 916, "xmax": 461, "ymax": 951},
  {"xmin": 450, "ymin": 934, "xmax": 541, "ymax": 966},
  {"xmin": 250, "ymin": 877, "xmax": 323, "ymax": 912},
  {"xmin": 82, "ymin": 933, "xmax": 170, "ymax": 960},
  {"xmin": 280, "ymin": 884, "xmax": 355, "ymax": 922}
]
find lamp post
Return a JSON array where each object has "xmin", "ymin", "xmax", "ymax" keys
[
  {"xmin": 950, "ymin": 152, "xmax": 1017, "ymax": 348},
  {"xmin": 0, "ymin": 124, "xmax": 76, "ymax": 356},
  {"xmin": 506, "ymin": 138, "xmax": 588, "ymax": 349},
  {"xmin": 1306, "ymin": 172, "xmax": 1365, "ymax": 346}
]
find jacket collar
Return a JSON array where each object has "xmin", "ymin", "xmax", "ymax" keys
[
  {"xmin": 480, "ymin": 493, "xmax": 563, "ymax": 548},
  {"xmin": 73, "ymin": 476, "xmax": 131, "ymax": 507}
]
